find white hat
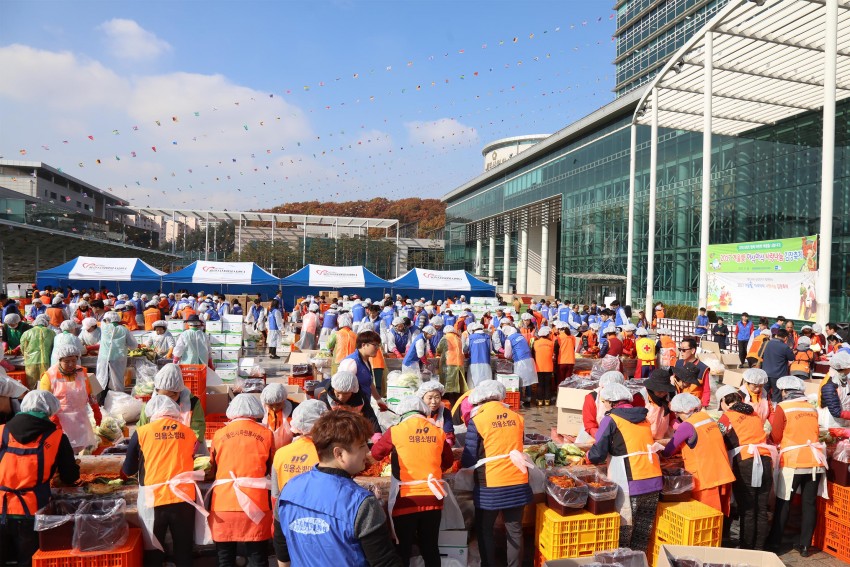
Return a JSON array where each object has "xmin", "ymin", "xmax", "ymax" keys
[
  {"xmin": 430, "ymin": 316, "xmax": 444, "ymax": 326},
  {"xmin": 796, "ymin": 336, "xmax": 811, "ymax": 350},
  {"xmin": 469, "ymin": 380, "xmax": 506, "ymax": 405},
  {"xmin": 3, "ymin": 313, "xmax": 21, "ymax": 325},
  {"xmin": 716, "ymin": 385, "xmax": 740, "ymax": 403},
  {"xmin": 396, "ymin": 395, "xmax": 429, "ymax": 415},
  {"xmin": 21, "ymin": 390, "xmax": 60, "ymax": 417},
  {"xmin": 669, "ymin": 393, "xmax": 701, "ymax": 413},
  {"xmin": 538, "ymin": 326, "xmax": 551, "ymax": 337},
  {"xmin": 261, "ymin": 383, "xmax": 287, "ymax": 405},
  {"xmin": 776, "ymin": 376, "xmax": 805, "ymax": 391},
  {"xmin": 392, "ymin": 316, "xmax": 405, "ymax": 326},
  {"xmin": 743, "ymin": 368, "xmax": 768, "ymax": 385},
  {"xmin": 422, "ymin": 325, "xmax": 437, "ymax": 335},
  {"xmin": 600, "ymin": 383, "xmax": 632, "ymax": 403},
  {"xmin": 152, "ymin": 320, "xmax": 168, "ymax": 329},
  {"xmin": 154, "ymin": 363, "xmax": 184, "ymax": 392},
  {"xmin": 503, "ymin": 326, "xmax": 518, "ymax": 336},
  {"xmin": 34, "ymin": 314, "xmax": 50, "ymax": 326},
  {"xmin": 54, "ymin": 343, "xmax": 80, "ymax": 360},
  {"xmin": 291, "ymin": 399, "xmax": 327, "ymax": 434},
  {"xmin": 829, "ymin": 351, "xmax": 850, "ymax": 370},
  {"xmin": 309, "ymin": 303, "xmax": 319, "ymax": 312},
  {"xmin": 812, "ymin": 323, "xmax": 823, "ymax": 333},
  {"xmin": 331, "ymin": 371, "xmax": 359, "ymax": 393},
  {"xmin": 417, "ymin": 380, "xmax": 446, "ymax": 397},
  {"xmin": 635, "ymin": 327, "xmax": 648, "ymax": 336},
  {"xmin": 226, "ymin": 394, "xmax": 265, "ymax": 420},
  {"xmin": 589, "ymin": 323, "xmax": 600, "ymax": 331},
  {"xmin": 59, "ymin": 320, "xmax": 76, "ymax": 332},
  {"xmin": 444, "ymin": 325, "xmax": 456, "ymax": 334},
  {"xmin": 520, "ymin": 313, "xmax": 533, "ymax": 321},
  {"xmin": 599, "ymin": 371, "xmax": 625, "ymax": 388},
  {"xmin": 337, "ymin": 314, "xmax": 353, "ymax": 328},
  {"xmin": 657, "ymin": 328, "xmax": 671, "ymax": 335},
  {"xmin": 145, "ymin": 395, "xmax": 181, "ymax": 421}
]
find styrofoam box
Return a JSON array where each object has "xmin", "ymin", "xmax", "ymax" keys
[
  {"xmin": 222, "ymin": 314, "xmax": 243, "ymax": 324},
  {"xmin": 167, "ymin": 320, "xmax": 185, "ymax": 331},
  {"xmin": 218, "ymin": 348, "xmax": 240, "ymax": 362},
  {"xmin": 470, "ymin": 297, "xmax": 499, "ymax": 305},
  {"xmin": 214, "ymin": 362, "xmax": 238, "ymax": 370},
  {"xmin": 209, "ymin": 334, "xmax": 227, "ymax": 346},
  {"xmin": 386, "ymin": 385, "xmax": 416, "ymax": 412},
  {"xmin": 224, "ymin": 334, "xmax": 242, "ymax": 346},
  {"xmin": 497, "ymin": 374, "xmax": 520, "ymax": 392},
  {"xmin": 222, "ymin": 321, "xmax": 243, "ymax": 334},
  {"xmin": 205, "ymin": 321, "xmax": 223, "ymax": 333},
  {"xmin": 216, "ymin": 369, "xmax": 238, "ymax": 382},
  {"xmin": 239, "ymin": 358, "xmax": 256, "ymax": 370}
]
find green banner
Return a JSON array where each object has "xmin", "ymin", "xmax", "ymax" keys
[{"xmin": 706, "ymin": 235, "xmax": 818, "ymax": 273}]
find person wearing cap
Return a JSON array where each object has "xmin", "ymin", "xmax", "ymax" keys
[
  {"xmin": 600, "ymin": 325, "xmax": 623, "ymax": 361},
  {"xmin": 519, "ymin": 312, "xmax": 536, "ymax": 344},
  {"xmin": 371, "ymin": 395, "xmax": 455, "ymax": 566},
  {"xmin": 673, "ymin": 338, "xmax": 711, "ymax": 407},
  {"xmin": 39, "ymin": 343, "xmax": 100, "ymax": 452},
  {"xmin": 260, "ymin": 383, "xmax": 294, "ymax": 451},
  {"xmin": 531, "ymin": 326, "xmax": 555, "ymax": 406},
  {"xmin": 503, "ymin": 326, "xmax": 538, "ymax": 408},
  {"xmin": 118, "ymin": 301, "xmax": 140, "ymax": 331},
  {"xmin": 208, "ymin": 394, "xmax": 274, "ymax": 566},
  {"xmin": 716, "ymin": 385, "xmax": 774, "ymax": 551},
  {"xmin": 761, "ymin": 329, "xmax": 796, "ymax": 403},
  {"xmin": 137, "ymin": 364, "xmax": 207, "ymax": 444},
  {"xmin": 466, "ymin": 322, "xmax": 492, "ymax": 391},
  {"xmin": 766, "ymin": 376, "xmax": 826, "ymax": 556},
  {"xmin": 45, "ymin": 294, "xmax": 67, "ymax": 328},
  {"xmin": 264, "ymin": 298, "xmax": 285, "ymax": 360},
  {"xmin": 633, "ymin": 327, "xmax": 656, "ymax": 378},
  {"xmin": 78, "ymin": 316, "xmax": 101, "ymax": 353},
  {"xmin": 277, "ymin": 410, "xmax": 402, "ymax": 567},
  {"xmin": 318, "ymin": 370, "xmax": 382, "ymax": 437},
  {"xmin": 245, "ymin": 298, "xmax": 268, "ymax": 346},
  {"xmin": 72, "ymin": 299, "xmax": 94, "ymax": 326},
  {"xmin": 328, "ymin": 313, "xmax": 357, "ymax": 375},
  {"xmin": 386, "ymin": 316, "xmax": 410, "ymax": 358},
  {"xmin": 810, "ymin": 323, "xmax": 826, "ymax": 351},
  {"xmin": 662, "ymin": 393, "xmax": 735, "ymax": 514},
  {"xmin": 436, "ymin": 325, "xmax": 466, "ymax": 401},
  {"xmin": 295, "ymin": 303, "xmax": 320, "ymax": 351},
  {"xmin": 818, "ymin": 351, "xmax": 850, "ymax": 428},
  {"xmin": 417, "ymin": 380, "xmax": 455, "ymax": 445},
  {"xmin": 587, "ymin": 383, "xmax": 661, "ymax": 553},
  {"xmin": 143, "ymin": 320, "xmax": 175, "ymax": 358},
  {"xmin": 3, "ymin": 313, "xmax": 31, "ymax": 354},
  {"xmin": 620, "ymin": 324, "xmax": 637, "ymax": 362},
  {"xmin": 655, "ymin": 328, "xmax": 677, "ymax": 370},
  {"xmin": 0, "ymin": 391, "xmax": 80, "ymax": 565},
  {"xmin": 789, "ymin": 336, "xmax": 814, "ymax": 379},
  {"xmin": 580, "ymin": 323, "xmax": 600, "ymax": 358},
  {"xmin": 20, "ymin": 315, "xmax": 55, "ymax": 390},
  {"xmin": 427, "ymin": 316, "xmax": 445, "ymax": 353},
  {"xmin": 172, "ymin": 315, "xmax": 212, "ymax": 367},
  {"xmin": 339, "ymin": 330, "xmax": 388, "ymax": 412},
  {"xmin": 739, "ymin": 368, "xmax": 772, "ymax": 423},
  {"xmin": 0, "ymin": 371, "xmax": 27, "ymax": 425},
  {"xmin": 122, "ymin": 395, "xmax": 200, "ymax": 565},
  {"xmin": 461, "ymin": 380, "xmax": 531, "ymax": 567},
  {"xmin": 49, "ymin": 320, "xmax": 84, "ymax": 367},
  {"xmin": 401, "ymin": 325, "xmax": 433, "ymax": 378},
  {"xmin": 552, "ymin": 323, "xmax": 576, "ymax": 383},
  {"xmin": 581, "ymin": 371, "xmax": 644, "ymax": 441},
  {"xmin": 642, "ymin": 369, "xmax": 676, "ymax": 439},
  {"xmin": 143, "ymin": 300, "xmax": 161, "ymax": 331},
  {"xmin": 27, "ymin": 298, "xmax": 46, "ymax": 321},
  {"xmin": 744, "ymin": 318, "xmax": 771, "ymax": 367}
]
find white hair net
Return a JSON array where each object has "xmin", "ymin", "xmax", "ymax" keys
[
  {"xmin": 797, "ymin": 336, "xmax": 811, "ymax": 349},
  {"xmin": 226, "ymin": 393, "xmax": 265, "ymax": 420},
  {"xmin": 34, "ymin": 314, "xmax": 50, "ymax": 327},
  {"xmin": 776, "ymin": 376, "xmax": 805, "ymax": 391},
  {"xmin": 81, "ymin": 317, "xmax": 98, "ymax": 330},
  {"xmin": 198, "ymin": 303, "xmax": 209, "ymax": 312},
  {"xmin": 358, "ymin": 322, "xmax": 375, "ymax": 333},
  {"xmin": 600, "ymin": 383, "xmax": 633, "ymax": 403},
  {"xmin": 103, "ymin": 311, "xmax": 121, "ymax": 323},
  {"xmin": 716, "ymin": 385, "xmax": 740, "ymax": 403},
  {"xmin": 145, "ymin": 395, "xmax": 181, "ymax": 421},
  {"xmin": 830, "ymin": 351, "xmax": 850, "ymax": 370},
  {"xmin": 331, "ymin": 371, "xmax": 359, "ymax": 393},
  {"xmin": 599, "ymin": 371, "xmax": 625, "ymax": 389},
  {"xmin": 430, "ymin": 316, "xmax": 444, "ymax": 326},
  {"xmin": 291, "ymin": 399, "xmax": 327, "ymax": 434},
  {"xmin": 51, "ymin": 296, "xmax": 63, "ymax": 305},
  {"xmin": 397, "ymin": 395, "xmax": 429, "ymax": 415},
  {"xmin": 669, "ymin": 393, "xmax": 702, "ymax": 414},
  {"xmin": 54, "ymin": 343, "xmax": 81, "ymax": 360},
  {"xmin": 0, "ymin": 375, "xmax": 28, "ymax": 399},
  {"xmin": 152, "ymin": 320, "xmax": 168, "ymax": 329},
  {"xmin": 21, "ymin": 390, "xmax": 61, "ymax": 417},
  {"xmin": 154, "ymin": 363, "xmax": 185, "ymax": 392},
  {"xmin": 4, "ymin": 313, "xmax": 21, "ymax": 325},
  {"xmin": 337, "ymin": 358, "xmax": 358, "ymax": 374},
  {"xmin": 261, "ymin": 383, "xmax": 287, "ymax": 405},
  {"xmin": 417, "ymin": 380, "xmax": 445, "ymax": 397},
  {"xmin": 635, "ymin": 327, "xmax": 648, "ymax": 336},
  {"xmin": 521, "ymin": 313, "xmax": 533, "ymax": 321},
  {"xmin": 308, "ymin": 303, "xmax": 319, "ymax": 312},
  {"xmin": 503, "ymin": 326, "xmax": 518, "ymax": 337},
  {"xmin": 743, "ymin": 368, "xmax": 768, "ymax": 385},
  {"xmin": 444, "ymin": 325, "xmax": 456, "ymax": 334},
  {"xmin": 392, "ymin": 317, "xmax": 404, "ymax": 326},
  {"xmin": 538, "ymin": 326, "xmax": 551, "ymax": 337},
  {"xmin": 813, "ymin": 323, "xmax": 823, "ymax": 333},
  {"xmin": 337, "ymin": 314, "xmax": 353, "ymax": 328},
  {"xmin": 589, "ymin": 323, "xmax": 600, "ymax": 331},
  {"xmin": 469, "ymin": 380, "xmax": 506, "ymax": 405},
  {"xmin": 467, "ymin": 323, "xmax": 482, "ymax": 332},
  {"xmin": 422, "ymin": 325, "xmax": 436, "ymax": 335},
  {"xmin": 59, "ymin": 320, "xmax": 76, "ymax": 332}
]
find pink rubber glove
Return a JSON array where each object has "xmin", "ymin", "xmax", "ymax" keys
[
  {"xmin": 370, "ymin": 433, "xmax": 382, "ymax": 444},
  {"xmin": 172, "ymin": 357, "xmax": 180, "ymax": 364}
]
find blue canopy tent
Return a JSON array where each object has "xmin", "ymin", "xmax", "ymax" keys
[
  {"xmin": 161, "ymin": 261, "xmax": 281, "ymax": 297},
  {"xmin": 390, "ymin": 268, "xmax": 496, "ymax": 300},
  {"xmin": 36, "ymin": 256, "xmax": 166, "ymax": 293},
  {"xmin": 280, "ymin": 264, "xmax": 392, "ymax": 303}
]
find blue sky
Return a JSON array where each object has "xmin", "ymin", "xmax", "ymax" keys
[{"xmin": 0, "ymin": 1, "xmax": 618, "ymax": 210}]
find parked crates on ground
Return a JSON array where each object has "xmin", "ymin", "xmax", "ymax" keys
[
  {"xmin": 7, "ymin": 370, "xmax": 27, "ymax": 386},
  {"xmin": 813, "ymin": 497, "xmax": 826, "ymax": 548},
  {"xmin": 647, "ymin": 500, "xmax": 722, "ymax": 566},
  {"xmin": 505, "ymin": 390, "xmax": 521, "ymax": 411},
  {"xmin": 534, "ymin": 503, "xmax": 620, "ymax": 560},
  {"xmin": 823, "ymin": 481, "xmax": 850, "ymax": 525},
  {"xmin": 288, "ymin": 375, "xmax": 310, "ymax": 390},
  {"xmin": 178, "ymin": 364, "xmax": 207, "ymax": 411},
  {"xmin": 205, "ymin": 413, "xmax": 229, "ymax": 440},
  {"xmin": 822, "ymin": 515, "xmax": 850, "ymax": 563},
  {"xmin": 33, "ymin": 527, "xmax": 142, "ymax": 567}
]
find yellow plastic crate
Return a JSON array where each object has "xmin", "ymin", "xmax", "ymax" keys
[
  {"xmin": 535, "ymin": 503, "xmax": 621, "ymax": 559},
  {"xmin": 653, "ymin": 500, "xmax": 722, "ymax": 547}
]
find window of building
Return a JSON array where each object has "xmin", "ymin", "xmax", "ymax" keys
[{"xmin": 50, "ymin": 192, "xmax": 57, "ymax": 199}]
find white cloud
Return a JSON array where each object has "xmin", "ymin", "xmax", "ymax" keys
[
  {"xmin": 98, "ymin": 18, "xmax": 171, "ymax": 61},
  {"xmin": 405, "ymin": 118, "xmax": 479, "ymax": 149}
]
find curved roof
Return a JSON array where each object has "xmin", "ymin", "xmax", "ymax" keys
[
  {"xmin": 632, "ymin": 0, "xmax": 850, "ymax": 136},
  {"xmin": 481, "ymin": 135, "xmax": 550, "ymax": 156}
]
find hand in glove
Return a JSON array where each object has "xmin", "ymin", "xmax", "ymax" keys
[{"xmin": 90, "ymin": 402, "xmax": 103, "ymax": 426}]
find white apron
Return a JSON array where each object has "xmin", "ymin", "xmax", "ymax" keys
[
  {"xmin": 607, "ymin": 442, "xmax": 664, "ymax": 531},
  {"xmin": 205, "ymin": 472, "xmax": 272, "ymax": 525},
  {"xmin": 453, "ymin": 448, "xmax": 545, "ymax": 494},
  {"xmin": 776, "ymin": 440, "xmax": 829, "ymax": 500},
  {"xmin": 575, "ymin": 390, "xmax": 607, "ymax": 444},
  {"xmin": 138, "ymin": 469, "xmax": 212, "ymax": 551},
  {"xmin": 818, "ymin": 377, "xmax": 850, "ymax": 429},
  {"xmin": 53, "ymin": 372, "xmax": 97, "ymax": 451},
  {"xmin": 728, "ymin": 443, "xmax": 778, "ymax": 488}
]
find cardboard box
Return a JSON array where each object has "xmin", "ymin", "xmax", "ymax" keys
[
  {"xmin": 209, "ymin": 333, "xmax": 227, "ymax": 346},
  {"xmin": 699, "ymin": 340, "xmax": 720, "ymax": 354},
  {"xmin": 722, "ymin": 368, "xmax": 746, "ymax": 387},
  {"xmin": 205, "ymin": 384, "xmax": 232, "ymax": 414},
  {"xmin": 437, "ymin": 530, "xmax": 468, "ymax": 563},
  {"xmin": 224, "ymin": 334, "xmax": 242, "ymax": 347},
  {"xmin": 556, "ymin": 387, "xmax": 589, "ymax": 437},
  {"xmin": 167, "ymin": 320, "xmax": 185, "ymax": 331},
  {"xmin": 497, "ymin": 374, "xmax": 520, "ymax": 391},
  {"xmin": 87, "ymin": 373, "xmax": 103, "ymax": 396},
  {"xmin": 288, "ymin": 352, "xmax": 315, "ymax": 365},
  {"xmin": 386, "ymin": 385, "xmax": 416, "ymax": 412},
  {"xmin": 654, "ymin": 545, "xmax": 783, "ymax": 567},
  {"xmin": 721, "ymin": 352, "xmax": 742, "ymax": 367},
  {"xmin": 804, "ymin": 379, "xmax": 820, "ymax": 397},
  {"xmin": 205, "ymin": 321, "xmax": 223, "ymax": 333}
]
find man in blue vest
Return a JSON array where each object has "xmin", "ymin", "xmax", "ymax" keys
[
  {"xmin": 694, "ymin": 307, "xmax": 710, "ymax": 339},
  {"xmin": 428, "ymin": 316, "xmax": 444, "ymax": 355},
  {"xmin": 402, "ymin": 326, "xmax": 434, "ymax": 377},
  {"xmin": 503, "ymin": 326, "xmax": 538, "ymax": 407},
  {"xmin": 388, "ymin": 317, "xmax": 410, "ymax": 357},
  {"xmin": 442, "ymin": 308, "xmax": 457, "ymax": 329},
  {"xmin": 277, "ymin": 410, "xmax": 402, "ymax": 567},
  {"xmin": 611, "ymin": 300, "xmax": 629, "ymax": 327},
  {"xmin": 350, "ymin": 300, "xmax": 366, "ymax": 327},
  {"xmin": 557, "ymin": 301, "xmax": 572, "ymax": 325}
]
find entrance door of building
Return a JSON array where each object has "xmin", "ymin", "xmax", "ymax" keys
[{"xmin": 587, "ymin": 282, "xmax": 625, "ymax": 307}]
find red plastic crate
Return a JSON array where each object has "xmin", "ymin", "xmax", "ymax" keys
[
  {"xmin": 7, "ymin": 370, "xmax": 27, "ymax": 387},
  {"xmin": 33, "ymin": 527, "xmax": 142, "ymax": 567},
  {"xmin": 813, "ymin": 497, "xmax": 826, "ymax": 548},
  {"xmin": 505, "ymin": 391, "xmax": 521, "ymax": 410},
  {"xmin": 205, "ymin": 413, "xmax": 229, "ymax": 440},
  {"xmin": 822, "ymin": 515, "xmax": 850, "ymax": 563},
  {"xmin": 288, "ymin": 375, "xmax": 309, "ymax": 390},
  {"xmin": 179, "ymin": 364, "xmax": 207, "ymax": 411},
  {"xmin": 824, "ymin": 481, "xmax": 850, "ymax": 525}
]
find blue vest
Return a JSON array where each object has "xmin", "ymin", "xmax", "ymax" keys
[
  {"xmin": 380, "ymin": 309, "xmax": 395, "ymax": 330},
  {"xmin": 218, "ymin": 302, "xmax": 230, "ymax": 317},
  {"xmin": 268, "ymin": 308, "xmax": 281, "ymax": 331},
  {"xmin": 351, "ymin": 304, "xmax": 365, "ymax": 322},
  {"xmin": 695, "ymin": 315, "xmax": 709, "ymax": 335},
  {"xmin": 443, "ymin": 315, "xmax": 457, "ymax": 328},
  {"xmin": 616, "ymin": 308, "xmax": 629, "ymax": 326},
  {"xmin": 557, "ymin": 307, "xmax": 571, "ymax": 322},
  {"xmin": 508, "ymin": 333, "xmax": 532, "ymax": 362},
  {"xmin": 322, "ymin": 312, "xmax": 338, "ymax": 330},
  {"xmin": 736, "ymin": 321, "xmax": 754, "ymax": 340},
  {"xmin": 403, "ymin": 335, "xmax": 425, "ymax": 367},
  {"xmin": 391, "ymin": 328, "xmax": 409, "ymax": 353},
  {"xmin": 131, "ymin": 298, "xmax": 144, "ymax": 312},
  {"xmin": 279, "ymin": 468, "xmax": 370, "ymax": 567},
  {"xmin": 231, "ymin": 305, "xmax": 243, "ymax": 315},
  {"xmin": 250, "ymin": 305, "xmax": 263, "ymax": 322},
  {"xmin": 469, "ymin": 333, "xmax": 491, "ymax": 365},
  {"xmin": 415, "ymin": 312, "xmax": 428, "ymax": 329},
  {"xmin": 587, "ymin": 314, "xmax": 599, "ymax": 326},
  {"xmin": 429, "ymin": 331, "xmax": 443, "ymax": 354},
  {"xmin": 404, "ymin": 307, "xmax": 415, "ymax": 320},
  {"xmin": 494, "ymin": 329, "xmax": 507, "ymax": 352},
  {"xmin": 464, "ymin": 313, "xmax": 475, "ymax": 326},
  {"xmin": 344, "ymin": 352, "xmax": 373, "ymax": 398},
  {"xmin": 206, "ymin": 308, "xmax": 221, "ymax": 321}
]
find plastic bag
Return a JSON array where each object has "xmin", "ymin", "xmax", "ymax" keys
[
  {"xmin": 545, "ymin": 469, "xmax": 588, "ymax": 508},
  {"xmin": 661, "ymin": 468, "xmax": 694, "ymax": 495},
  {"xmin": 834, "ymin": 439, "xmax": 850, "ymax": 463},
  {"xmin": 594, "ymin": 548, "xmax": 650, "ymax": 567},
  {"xmin": 239, "ymin": 378, "xmax": 266, "ymax": 394},
  {"xmin": 73, "ymin": 498, "xmax": 129, "ymax": 553},
  {"xmin": 291, "ymin": 364, "xmax": 313, "ymax": 377},
  {"xmin": 94, "ymin": 414, "xmax": 125, "ymax": 444},
  {"xmin": 132, "ymin": 359, "xmax": 157, "ymax": 397},
  {"xmin": 495, "ymin": 359, "xmax": 514, "ymax": 374},
  {"xmin": 702, "ymin": 357, "xmax": 725, "ymax": 376},
  {"xmin": 451, "ymin": 468, "xmax": 475, "ymax": 492},
  {"xmin": 590, "ymin": 356, "xmax": 621, "ymax": 381},
  {"xmin": 573, "ymin": 470, "xmax": 618, "ymax": 502},
  {"xmin": 103, "ymin": 391, "xmax": 142, "ymax": 424}
]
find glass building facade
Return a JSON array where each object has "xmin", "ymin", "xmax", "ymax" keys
[{"xmin": 444, "ymin": 98, "xmax": 850, "ymax": 321}]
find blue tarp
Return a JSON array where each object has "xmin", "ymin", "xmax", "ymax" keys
[
  {"xmin": 280, "ymin": 264, "xmax": 392, "ymax": 302},
  {"xmin": 160, "ymin": 261, "xmax": 281, "ymax": 296},
  {"xmin": 36, "ymin": 256, "xmax": 166, "ymax": 292}
]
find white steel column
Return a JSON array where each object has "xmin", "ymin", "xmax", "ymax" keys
[
  {"xmin": 270, "ymin": 216, "xmax": 276, "ymax": 274},
  {"xmin": 237, "ymin": 213, "xmax": 242, "ymax": 261},
  {"xmin": 204, "ymin": 211, "xmax": 209, "ymax": 260},
  {"xmin": 818, "ymin": 0, "xmax": 838, "ymax": 323},
  {"xmin": 645, "ymin": 88, "xmax": 659, "ymax": 318},
  {"xmin": 488, "ymin": 220, "xmax": 496, "ymax": 282},
  {"xmin": 626, "ymin": 124, "xmax": 637, "ymax": 306},
  {"xmin": 540, "ymin": 223, "xmax": 549, "ymax": 296},
  {"xmin": 503, "ymin": 220, "xmax": 511, "ymax": 294},
  {"xmin": 518, "ymin": 214, "xmax": 529, "ymax": 294},
  {"xmin": 475, "ymin": 238, "xmax": 483, "ymax": 275},
  {"xmin": 698, "ymin": 31, "xmax": 713, "ymax": 309}
]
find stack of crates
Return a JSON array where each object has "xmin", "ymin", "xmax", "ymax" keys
[
  {"xmin": 178, "ymin": 364, "xmax": 207, "ymax": 411},
  {"xmin": 534, "ymin": 503, "xmax": 620, "ymax": 566},
  {"xmin": 819, "ymin": 482, "xmax": 850, "ymax": 562},
  {"xmin": 647, "ymin": 500, "xmax": 722, "ymax": 566},
  {"xmin": 32, "ymin": 528, "xmax": 143, "ymax": 567}
]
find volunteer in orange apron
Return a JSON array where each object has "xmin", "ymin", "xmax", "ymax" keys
[
  {"xmin": 417, "ymin": 379, "xmax": 456, "ymax": 446},
  {"xmin": 643, "ymin": 369, "xmax": 677, "ymax": 440},
  {"xmin": 554, "ymin": 322, "xmax": 577, "ymax": 385},
  {"xmin": 587, "ymin": 383, "xmax": 662, "ymax": 554},
  {"xmin": 663, "ymin": 393, "xmax": 735, "ymax": 514},
  {"xmin": 137, "ymin": 364, "xmax": 206, "ymax": 447},
  {"xmin": 532, "ymin": 326, "xmax": 555, "ymax": 406},
  {"xmin": 656, "ymin": 327, "xmax": 677, "ymax": 370},
  {"xmin": 766, "ymin": 376, "xmax": 827, "ymax": 557},
  {"xmin": 579, "ymin": 371, "xmax": 628, "ymax": 442},
  {"xmin": 328, "ymin": 313, "xmax": 357, "ymax": 375},
  {"xmin": 208, "ymin": 394, "xmax": 274, "ymax": 567},
  {"xmin": 371, "ymin": 395, "xmax": 458, "ymax": 566},
  {"xmin": 739, "ymin": 368, "xmax": 772, "ymax": 423},
  {"xmin": 715, "ymin": 385, "xmax": 775, "ymax": 551},
  {"xmin": 143, "ymin": 301, "xmax": 161, "ymax": 331},
  {"xmin": 122, "ymin": 395, "xmax": 206, "ymax": 566},
  {"xmin": 0, "ymin": 391, "xmax": 80, "ymax": 567},
  {"xmin": 260, "ymin": 383, "xmax": 294, "ymax": 450},
  {"xmin": 38, "ymin": 343, "xmax": 100, "ymax": 452},
  {"xmin": 460, "ymin": 380, "xmax": 532, "ymax": 567}
]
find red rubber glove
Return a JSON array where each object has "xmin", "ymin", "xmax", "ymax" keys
[
  {"xmin": 90, "ymin": 403, "xmax": 103, "ymax": 426},
  {"xmin": 393, "ymin": 350, "xmax": 401, "ymax": 358},
  {"xmin": 377, "ymin": 401, "xmax": 389, "ymax": 412},
  {"xmin": 172, "ymin": 357, "xmax": 180, "ymax": 364}
]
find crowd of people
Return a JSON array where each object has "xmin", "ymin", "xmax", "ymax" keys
[{"xmin": 0, "ymin": 287, "xmax": 848, "ymax": 566}]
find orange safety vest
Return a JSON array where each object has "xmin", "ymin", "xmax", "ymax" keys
[
  {"xmin": 532, "ymin": 312, "xmax": 543, "ymax": 328},
  {"xmin": 533, "ymin": 337, "xmax": 554, "ymax": 373},
  {"xmin": 723, "ymin": 410, "xmax": 771, "ymax": 460},
  {"xmin": 46, "ymin": 306, "xmax": 65, "ymax": 328},
  {"xmin": 372, "ymin": 347, "xmax": 386, "ymax": 370},
  {"xmin": 334, "ymin": 328, "xmax": 357, "ymax": 364},
  {"xmin": 681, "ymin": 411, "xmax": 735, "ymax": 491},
  {"xmin": 747, "ymin": 334, "xmax": 769, "ymax": 362},
  {"xmin": 210, "ymin": 419, "xmax": 273, "ymax": 514},
  {"xmin": 0, "ymin": 425, "xmax": 63, "ymax": 517},
  {"xmin": 181, "ymin": 307, "xmax": 197, "ymax": 320},
  {"xmin": 636, "ymin": 337, "xmax": 656, "ymax": 362},
  {"xmin": 272, "ymin": 436, "xmax": 318, "ymax": 491},
  {"xmin": 445, "ymin": 332, "xmax": 464, "ymax": 366},
  {"xmin": 470, "ymin": 401, "xmax": 527, "ymax": 488},
  {"xmin": 777, "ymin": 400, "xmax": 821, "ymax": 469},
  {"xmin": 521, "ymin": 327, "xmax": 535, "ymax": 344},
  {"xmin": 659, "ymin": 336, "xmax": 677, "ymax": 367},
  {"xmin": 143, "ymin": 308, "xmax": 161, "ymax": 331},
  {"xmin": 557, "ymin": 334, "xmax": 576, "ymax": 365},
  {"xmin": 609, "ymin": 415, "xmax": 662, "ymax": 481},
  {"xmin": 121, "ymin": 310, "xmax": 138, "ymax": 331},
  {"xmin": 679, "ymin": 381, "xmax": 704, "ymax": 403},
  {"xmin": 790, "ymin": 350, "xmax": 814, "ymax": 376},
  {"xmin": 74, "ymin": 308, "xmax": 93, "ymax": 323},
  {"xmin": 391, "ymin": 416, "xmax": 446, "ymax": 502},
  {"xmin": 137, "ymin": 418, "xmax": 197, "ymax": 506}
]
